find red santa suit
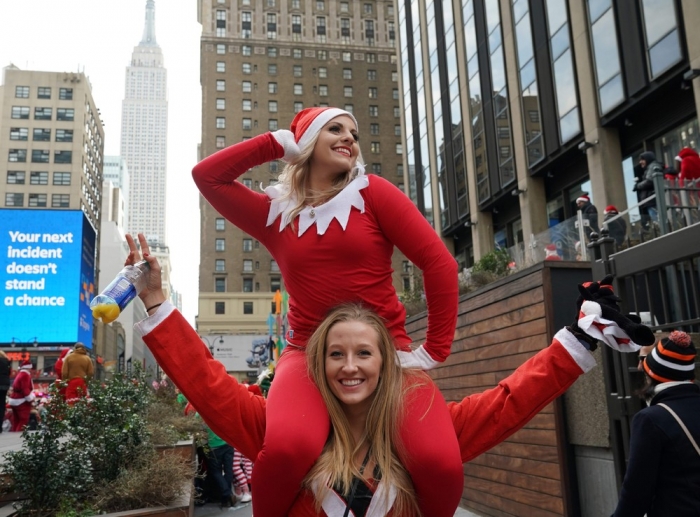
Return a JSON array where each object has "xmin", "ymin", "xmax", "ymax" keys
[
  {"xmin": 675, "ymin": 147, "xmax": 700, "ymax": 186},
  {"xmin": 9, "ymin": 360, "xmax": 35, "ymax": 432},
  {"xmin": 136, "ymin": 303, "xmax": 596, "ymax": 516},
  {"xmin": 192, "ymin": 107, "xmax": 461, "ymax": 517}
]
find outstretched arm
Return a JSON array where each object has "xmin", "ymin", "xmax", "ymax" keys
[{"xmin": 127, "ymin": 234, "xmax": 267, "ymax": 460}]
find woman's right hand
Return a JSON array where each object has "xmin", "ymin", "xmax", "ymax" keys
[{"xmin": 125, "ymin": 233, "xmax": 166, "ymax": 311}]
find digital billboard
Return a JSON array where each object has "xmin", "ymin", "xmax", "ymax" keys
[{"xmin": 0, "ymin": 209, "xmax": 96, "ymax": 347}]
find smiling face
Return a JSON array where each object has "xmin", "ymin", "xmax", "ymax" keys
[
  {"xmin": 308, "ymin": 115, "xmax": 359, "ymax": 185},
  {"xmin": 325, "ymin": 320, "xmax": 382, "ymax": 415}
]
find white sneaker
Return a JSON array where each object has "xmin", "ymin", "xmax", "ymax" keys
[{"xmin": 240, "ymin": 492, "xmax": 252, "ymax": 503}]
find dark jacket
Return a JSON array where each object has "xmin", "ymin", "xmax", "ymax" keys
[
  {"xmin": 635, "ymin": 152, "xmax": 663, "ymax": 207},
  {"xmin": 580, "ymin": 201, "xmax": 599, "ymax": 236},
  {"xmin": 604, "ymin": 212, "xmax": 627, "ymax": 246},
  {"xmin": 612, "ymin": 383, "xmax": 700, "ymax": 517},
  {"xmin": 0, "ymin": 355, "xmax": 10, "ymax": 390}
]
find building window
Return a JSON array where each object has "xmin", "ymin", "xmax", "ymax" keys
[
  {"xmin": 268, "ymin": 46, "xmax": 277, "ymax": 57},
  {"xmin": 319, "ymin": 85, "xmax": 328, "ymax": 96},
  {"xmin": 369, "ymin": 105, "xmax": 378, "ymax": 117},
  {"xmin": 34, "ymin": 107, "xmax": 52, "ymax": 120},
  {"xmin": 30, "ymin": 171, "xmax": 48, "ymax": 185},
  {"xmin": 59, "ymin": 87, "xmax": 73, "ymax": 100},
  {"xmin": 15, "ymin": 86, "xmax": 29, "ymax": 98},
  {"xmin": 215, "ymin": 278, "xmax": 226, "ymax": 292},
  {"xmin": 243, "ymin": 259, "xmax": 253, "ymax": 272},
  {"xmin": 393, "ymin": 106, "xmax": 400, "ymax": 118},
  {"xmin": 395, "ymin": 143, "xmax": 403, "ymax": 155},
  {"xmin": 54, "ymin": 150, "xmax": 72, "ymax": 164},
  {"xmin": 370, "ymin": 123, "xmax": 379, "ymax": 135},
  {"xmin": 215, "ymin": 238, "xmax": 225, "ymax": 251},
  {"xmin": 340, "ymin": 18, "xmax": 351, "ymax": 44},
  {"xmin": 342, "ymin": 52, "xmax": 351, "ymax": 62},
  {"xmin": 270, "ymin": 161, "xmax": 279, "ymax": 173},
  {"xmin": 241, "ymin": 11, "xmax": 251, "ymax": 38},
  {"xmin": 11, "ymin": 106, "xmax": 29, "ymax": 119},
  {"xmin": 242, "ymin": 99, "xmax": 252, "ymax": 111},
  {"xmin": 8, "ymin": 149, "xmax": 26, "ymax": 162},
  {"xmin": 243, "ymin": 238, "xmax": 253, "ymax": 251},
  {"xmin": 268, "ymin": 101, "xmax": 278, "ymax": 112},
  {"xmin": 31, "ymin": 150, "xmax": 50, "ymax": 163},
  {"xmin": 242, "ymin": 81, "xmax": 252, "ymax": 93},
  {"xmin": 51, "ymin": 194, "xmax": 70, "ymax": 207},
  {"xmin": 344, "ymin": 86, "xmax": 353, "ymax": 97},
  {"xmin": 366, "ymin": 53, "xmax": 376, "ymax": 63},
  {"xmin": 56, "ymin": 108, "xmax": 73, "ymax": 121},
  {"xmin": 641, "ymin": 0, "xmax": 682, "ymax": 79},
  {"xmin": 365, "ymin": 19, "xmax": 375, "ymax": 46},
  {"xmin": 268, "ymin": 119, "xmax": 278, "ymax": 130},
  {"xmin": 294, "ymin": 102, "xmax": 303, "ymax": 113},
  {"xmin": 271, "ymin": 277, "xmax": 281, "ymax": 292},
  {"xmin": 317, "ymin": 67, "xmax": 327, "ymax": 79},
  {"xmin": 5, "ymin": 193, "xmax": 23, "ymax": 207},
  {"xmin": 270, "ymin": 259, "xmax": 280, "ymax": 272},
  {"xmin": 55, "ymin": 129, "xmax": 72, "ymax": 142},
  {"xmin": 364, "ymin": 3, "xmax": 373, "ymax": 14},
  {"xmin": 215, "ymin": 301, "xmax": 225, "ymax": 314},
  {"xmin": 294, "ymin": 84, "xmax": 303, "ymax": 95},
  {"xmin": 392, "ymin": 71, "xmax": 398, "ymax": 82},
  {"xmin": 344, "ymin": 103, "xmax": 353, "ymax": 113},
  {"xmin": 318, "ymin": 50, "xmax": 327, "ymax": 60},
  {"xmin": 340, "ymin": 1, "xmax": 349, "ymax": 12},
  {"xmin": 10, "ymin": 128, "xmax": 28, "ymax": 141},
  {"xmin": 370, "ymin": 142, "xmax": 380, "ymax": 153},
  {"xmin": 215, "ymin": 259, "xmax": 225, "ymax": 271},
  {"xmin": 243, "ymin": 178, "xmax": 252, "ymax": 188},
  {"xmin": 268, "ymin": 82, "xmax": 278, "ymax": 94},
  {"xmin": 216, "ymin": 117, "xmax": 226, "ymax": 129},
  {"xmin": 394, "ymin": 125, "xmax": 401, "ymax": 136},
  {"xmin": 53, "ymin": 172, "xmax": 71, "ymax": 185},
  {"xmin": 293, "ymin": 65, "xmax": 302, "ymax": 77},
  {"xmin": 243, "ymin": 278, "xmax": 254, "ymax": 292},
  {"xmin": 293, "ymin": 48, "xmax": 302, "ymax": 59},
  {"xmin": 368, "ymin": 87, "xmax": 377, "ymax": 98},
  {"xmin": 216, "ymin": 9, "xmax": 227, "ymax": 37},
  {"xmin": 367, "ymin": 70, "xmax": 377, "ymax": 80},
  {"xmin": 267, "ymin": 13, "xmax": 277, "ymax": 39},
  {"xmin": 7, "ymin": 171, "xmax": 25, "ymax": 184},
  {"xmin": 242, "ymin": 45, "xmax": 252, "ymax": 56},
  {"xmin": 243, "ymin": 301, "xmax": 254, "ymax": 314},
  {"xmin": 216, "ymin": 44, "xmax": 226, "ymax": 54},
  {"xmin": 216, "ymin": 136, "xmax": 226, "ymax": 148},
  {"xmin": 371, "ymin": 163, "xmax": 382, "ymax": 174},
  {"xmin": 397, "ymin": 164, "xmax": 404, "ymax": 176},
  {"xmin": 37, "ymin": 87, "xmax": 51, "ymax": 99},
  {"xmin": 216, "ymin": 61, "xmax": 226, "ymax": 72},
  {"xmin": 392, "ymin": 89, "xmax": 399, "ymax": 100},
  {"xmin": 242, "ymin": 62, "xmax": 252, "ymax": 74},
  {"xmin": 216, "ymin": 98, "xmax": 226, "ymax": 110},
  {"xmin": 28, "ymin": 193, "xmax": 47, "ymax": 207},
  {"xmin": 216, "ymin": 217, "xmax": 225, "ymax": 230},
  {"xmin": 268, "ymin": 64, "xmax": 277, "ymax": 75},
  {"xmin": 316, "ymin": 16, "xmax": 326, "ymax": 43}
]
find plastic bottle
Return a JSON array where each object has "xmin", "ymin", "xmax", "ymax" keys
[{"xmin": 90, "ymin": 260, "xmax": 150, "ymax": 324}]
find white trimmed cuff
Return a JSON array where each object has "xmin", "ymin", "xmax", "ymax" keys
[
  {"xmin": 554, "ymin": 328, "xmax": 597, "ymax": 373},
  {"xmin": 396, "ymin": 344, "xmax": 441, "ymax": 370},
  {"xmin": 135, "ymin": 300, "xmax": 176, "ymax": 337}
]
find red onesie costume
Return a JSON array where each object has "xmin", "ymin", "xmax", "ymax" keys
[
  {"xmin": 192, "ymin": 107, "xmax": 462, "ymax": 516},
  {"xmin": 136, "ymin": 303, "xmax": 597, "ymax": 516},
  {"xmin": 9, "ymin": 360, "xmax": 35, "ymax": 432}
]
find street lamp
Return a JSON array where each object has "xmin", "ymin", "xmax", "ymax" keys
[
  {"xmin": 199, "ymin": 335, "xmax": 224, "ymax": 356},
  {"xmin": 11, "ymin": 337, "xmax": 38, "ymax": 347}
]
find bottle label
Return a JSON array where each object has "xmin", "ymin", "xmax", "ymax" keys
[{"xmin": 103, "ymin": 276, "xmax": 138, "ymax": 311}]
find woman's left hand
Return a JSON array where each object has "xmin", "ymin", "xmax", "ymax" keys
[{"xmin": 125, "ymin": 233, "xmax": 166, "ymax": 311}]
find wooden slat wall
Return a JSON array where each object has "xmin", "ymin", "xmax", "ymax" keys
[{"xmin": 406, "ymin": 269, "xmax": 564, "ymax": 517}]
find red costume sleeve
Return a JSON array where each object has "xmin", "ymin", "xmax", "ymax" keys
[
  {"xmin": 449, "ymin": 330, "xmax": 592, "ymax": 463},
  {"xmin": 141, "ymin": 309, "xmax": 267, "ymax": 460},
  {"xmin": 365, "ymin": 176, "xmax": 458, "ymax": 362},
  {"xmin": 191, "ymin": 133, "xmax": 283, "ymax": 241}
]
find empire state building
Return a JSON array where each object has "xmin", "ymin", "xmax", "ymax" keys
[{"xmin": 121, "ymin": 0, "xmax": 168, "ymax": 246}]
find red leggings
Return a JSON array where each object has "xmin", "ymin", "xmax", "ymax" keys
[
  {"xmin": 251, "ymin": 348, "xmax": 463, "ymax": 516},
  {"xmin": 11, "ymin": 403, "xmax": 31, "ymax": 432}
]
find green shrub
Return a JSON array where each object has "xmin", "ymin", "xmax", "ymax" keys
[{"xmin": 472, "ymin": 247, "xmax": 512, "ymax": 277}]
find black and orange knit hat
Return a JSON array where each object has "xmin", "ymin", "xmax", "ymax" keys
[{"xmin": 643, "ymin": 331, "xmax": 696, "ymax": 382}]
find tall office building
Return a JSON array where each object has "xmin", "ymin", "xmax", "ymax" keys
[
  {"xmin": 196, "ymin": 0, "xmax": 410, "ymax": 335},
  {"xmin": 398, "ymin": 0, "xmax": 700, "ymax": 272},
  {"xmin": 121, "ymin": 0, "xmax": 168, "ymax": 246},
  {"xmin": 0, "ymin": 65, "xmax": 104, "ymax": 230}
]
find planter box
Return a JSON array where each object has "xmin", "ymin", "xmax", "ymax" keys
[{"xmin": 154, "ymin": 439, "xmax": 195, "ymax": 464}]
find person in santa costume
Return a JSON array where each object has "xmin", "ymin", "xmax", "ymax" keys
[
  {"xmin": 192, "ymin": 107, "xmax": 462, "ymax": 516},
  {"xmin": 125, "ymin": 237, "xmax": 654, "ymax": 516},
  {"xmin": 9, "ymin": 359, "xmax": 35, "ymax": 432}
]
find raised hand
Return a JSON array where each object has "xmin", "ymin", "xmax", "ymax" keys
[{"xmin": 125, "ymin": 233, "xmax": 166, "ymax": 311}]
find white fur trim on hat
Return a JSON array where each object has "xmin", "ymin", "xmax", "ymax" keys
[
  {"xmin": 675, "ymin": 155, "xmax": 682, "ymax": 162},
  {"xmin": 576, "ymin": 195, "xmax": 590, "ymax": 204},
  {"xmin": 297, "ymin": 108, "xmax": 358, "ymax": 150}
]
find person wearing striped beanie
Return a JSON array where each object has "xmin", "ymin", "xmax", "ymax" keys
[{"xmin": 613, "ymin": 331, "xmax": 700, "ymax": 516}]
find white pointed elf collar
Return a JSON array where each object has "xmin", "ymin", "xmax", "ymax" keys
[
  {"xmin": 313, "ymin": 479, "xmax": 396, "ymax": 517},
  {"xmin": 265, "ymin": 165, "xmax": 369, "ymax": 236}
]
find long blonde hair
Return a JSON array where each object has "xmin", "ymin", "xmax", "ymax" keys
[
  {"xmin": 0, "ymin": 349, "xmax": 8, "ymax": 360},
  {"xmin": 304, "ymin": 304, "xmax": 423, "ymax": 516},
  {"xmin": 275, "ymin": 120, "xmax": 365, "ymax": 225}
]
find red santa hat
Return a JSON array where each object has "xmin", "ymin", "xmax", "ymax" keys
[
  {"xmin": 576, "ymin": 194, "xmax": 590, "ymax": 204},
  {"xmin": 290, "ymin": 107, "xmax": 358, "ymax": 151},
  {"xmin": 545, "ymin": 243, "xmax": 557, "ymax": 251},
  {"xmin": 604, "ymin": 205, "xmax": 618, "ymax": 214},
  {"xmin": 20, "ymin": 359, "xmax": 33, "ymax": 370}
]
